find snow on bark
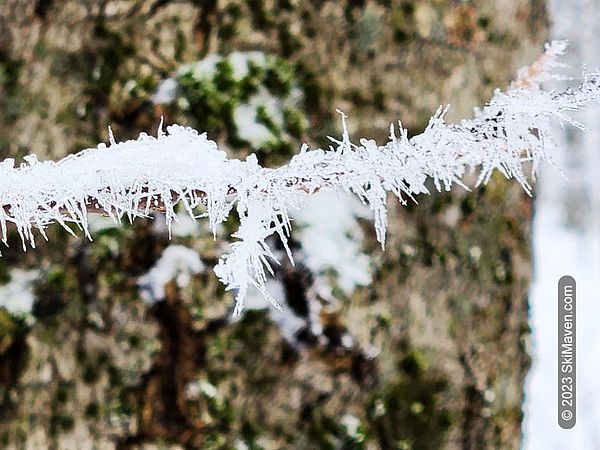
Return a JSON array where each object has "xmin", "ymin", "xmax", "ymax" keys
[
  {"xmin": 0, "ymin": 42, "xmax": 598, "ymax": 314},
  {"xmin": 0, "ymin": 269, "xmax": 40, "ymax": 320},
  {"xmin": 137, "ymin": 245, "xmax": 204, "ymax": 304},
  {"xmin": 294, "ymin": 190, "xmax": 371, "ymax": 295}
]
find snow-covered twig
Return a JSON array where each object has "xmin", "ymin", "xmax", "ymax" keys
[
  {"xmin": 0, "ymin": 41, "xmax": 598, "ymax": 313},
  {"xmin": 510, "ymin": 40, "xmax": 569, "ymax": 90}
]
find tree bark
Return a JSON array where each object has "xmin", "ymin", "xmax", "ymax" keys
[{"xmin": 0, "ymin": 1, "xmax": 546, "ymax": 449}]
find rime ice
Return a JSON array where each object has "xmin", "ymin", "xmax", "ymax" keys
[{"xmin": 0, "ymin": 41, "xmax": 598, "ymax": 314}]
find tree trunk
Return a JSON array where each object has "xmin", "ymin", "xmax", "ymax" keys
[{"xmin": 0, "ymin": 1, "xmax": 546, "ymax": 449}]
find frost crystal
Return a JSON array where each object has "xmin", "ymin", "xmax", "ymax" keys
[{"xmin": 0, "ymin": 42, "xmax": 598, "ymax": 314}]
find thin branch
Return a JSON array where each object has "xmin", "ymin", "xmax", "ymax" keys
[{"xmin": 0, "ymin": 41, "xmax": 598, "ymax": 313}]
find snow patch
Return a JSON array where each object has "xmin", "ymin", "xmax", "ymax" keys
[
  {"xmin": 228, "ymin": 51, "xmax": 266, "ymax": 79},
  {"xmin": 240, "ymin": 280, "xmax": 306, "ymax": 344},
  {"xmin": 187, "ymin": 53, "xmax": 221, "ymax": 80},
  {"xmin": 152, "ymin": 51, "xmax": 294, "ymax": 149},
  {"xmin": 294, "ymin": 190, "xmax": 371, "ymax": 295},
  {"xmin": 87, "ymin": 214, "xmax": 119, "ymax": 233},
  {"xmin": 341, "ymin": 414, "xmax": 364, "ymax": 441},
  {"xmin": 185, "ymin": 379, "xmax": 218, "ymax": 400},
  {"xmin": 151, "ymin": 77, "xmax": 177, "ymax": 105},
  {"xmin": 0, "ymin": 269, "xmax": 40, "ymax": 318},
  {"xmin": 152, "ymin": 51, "xmax": 268, "ymax": 106},
  {"xmin": 138, "ymin": 245, "xmax": 204, "ymax": 303},
  {"xmin": 169, "ymin": 214, "xmax": 200, "ymax": 237},
  {"xmin": 234, "ymin": 87, "xmax": 285, "ymax": 147}
]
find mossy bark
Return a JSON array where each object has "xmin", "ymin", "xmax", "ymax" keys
[{"xmin": 0, "ymin": 1, "xmax": 546, "ymax": 449}]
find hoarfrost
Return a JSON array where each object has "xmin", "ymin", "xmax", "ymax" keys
[{"xmin": 0, "ymin": 42, "xmax": 598, "ymax": 314}]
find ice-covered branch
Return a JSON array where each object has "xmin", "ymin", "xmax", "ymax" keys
[{"xmin": 1, "ymin": 41, "xmax": 598, "ymax": 313}]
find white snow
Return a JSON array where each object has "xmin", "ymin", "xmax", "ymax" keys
[
  {"xmin": 341, "ymin": 414, "xmax": 364, "ymax": 441},
  {"xmin": 168, "ymin": 214, "xmax": 200, "ymax": 237},
  {"xmin": 185, "ymin": 379, "xmax": 218, "ymax": 400},
  {"xmin": 234, "ymin": 87, "xmax": 285, "ymax": 147},
  {"xmin": 153, "ymin": 51, "xmax": 290, "ymax": 148},
  {"xmin": 151, "ymin": 77, "xmax": 177, "ymax": 105},
  {"xmin": 183, "ymin": 51, "xmax": 267, "ymax": 81},
  {"xmin": 0, "ymin": 269, "xmax": 40, "ymax": 318},
  {"xmin": 234, "ymin": 441, "xmax": 250, "ymax": 450},
  {"xmin": 228, "ymin": 51, "xmax": 266, "ymax": 79},
  {"xmin": 151, "ymin": 51, "xmax": 269, "ymax": 107},
  {"xmin": 182, "ymin": 51, "xmax": 267, "ymax": 81},
  {"xmin": 87, "ymin": 214, "xmax": 119, "ymax": 233},
  {"xmin": 187, "ymin": 53, "xmax": 221, "ymax": 80},
  {"xmin": 294, "ymin": 189, "xmax": 371, "ymax": 294},
  {"xmin": 137, "ymin": 245, "xmax": 204, "ymax": 303},
  {"xmin": 240, "ymin": 280, "xmax": 307, "ymax": 344},
  {"xmin": 524, "ymin": 210, "xmax": 600, "ymax": 449},
  {"xmin": 523, "ymin": 2, "xmax": 600, "ymax": 448}
]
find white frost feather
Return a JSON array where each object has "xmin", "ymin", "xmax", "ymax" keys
[{"xmin": 0, "ymin": 42, "xmax": 598, "ymax": 314}]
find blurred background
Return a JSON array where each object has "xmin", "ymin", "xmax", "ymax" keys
[
  {"xmin": 525, "ymin": 0, "xmax": 600, "ymax": 449},
  {"xmin": 0, "ymin": 1, "xmax": 594, "ymax": 449}
]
